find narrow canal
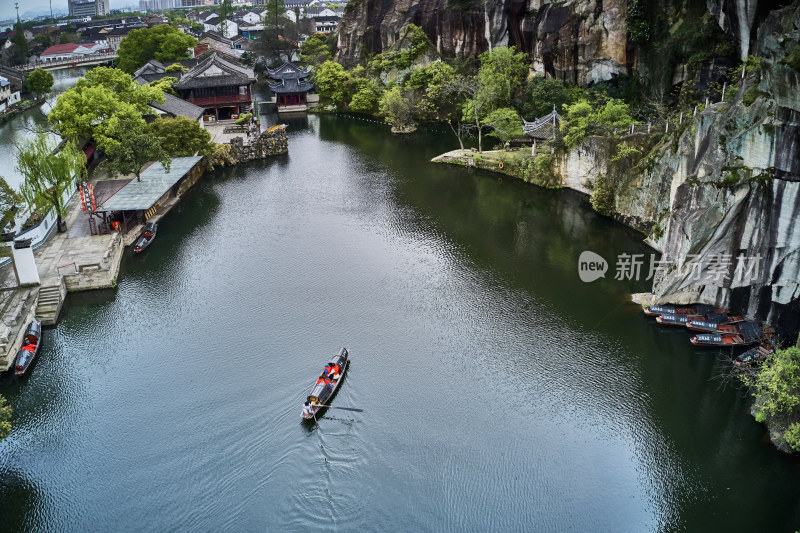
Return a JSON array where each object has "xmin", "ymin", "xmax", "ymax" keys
[{"xmin": 1, "ymin": 113, "xmax": 799, "ymax": 531}]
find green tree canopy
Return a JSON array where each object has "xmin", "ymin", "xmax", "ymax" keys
[
  {"xmin": 116, "ymin": 25, "xmax": 197, "ymax": 74},
  {"xmin": 217, "ymin": 0, "xmax": 234, "ymax": 37},
  {"xmin": 48, "ymin": 67, "xmax": 166, "ymax": 143},
  {"xmin": 16, "ymin": 132, "xmax": 85, "ymax": 232},
  {"xmin": 299, "ymin": 33, "xmax": 331, "ymax": 67},
  {"xmin": 481, "ymin": 107, "xmax": 523, "ymax": 145},
  {"xmin": 11, "ymin": 21, "xmax": 29, "ymax": 66},
  {"xmin": 25, "ymin": 68, "xmax": 55, "ymax": 98},
  {"xmin": 103, "ymin": 115, "xmax": 171, "ymax": 182},
  {"xmin": 560, "ymin": 98, "xmax": 635, "ymax": 148},
  {"xmin": 147, "ymin": 116, "xmax": 215, "ymax": 157},
  {"xmin": 477, "ymin": 46, "xmax": 529, "ymax": 108},
  {"xmin": 0, "ymin": 394, "xmax": 11, "ymax": 441},
  {"xmin": 314, "ymin": 61, "xmax": 354, "ymax": 109},
  {"xmin": 521, "ymin": 76, "xmax": 578, "ymax": 120},
  {"xmin": 349, "ymin": 80, "xmax": 382, "ymax": 114},
  {"xmin": 0, "ymin": 176, "xmax": 22, "ymax": 231},
  {"xmin": 379, "ymin": 85, "xmax": 417, "ymax": 132}
]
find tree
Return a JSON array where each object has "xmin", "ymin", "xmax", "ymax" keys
[
  {"xmin": 379, "ymin": 85, "xmax": 418, "ymax": 132},
  {"xmin": 25, "ymin": 68, "xmax": 55, "ymax": 98},
  {"xmin": 0, "ymin": 176, "xmax": 22, "ymax": 231},
  {"xmin": 260, "ymin": 0, "xmax": 289, "ymax": 65},
  {"xmin": 477, "ymin": 46, "xmax": 528, "ymax": 108},
  {"xmin": 521, "ymin": 76, "xmax": 577, "ymax": 120},
  {"xmin": 446, "ymin": 74, "xmax": 496, "ymax": 152},
  {"xmin": 116, "ymin": 25, "xmax": 197, "ymax": 74},
  {"xmin": 103, "ymin": 115, "xmax": 171, "ymax": 182},
  {"xmin": 349, "ymin": 80, "xmax": 382, "ymax": 114},
  {"xmin": 48, "ymin": 67, "xmax": 166, "ymax": 143},
  {"xmin": 217, "ymin": 0, "xmax": 234, "ymax": 37},
  {"xmin": 11, "ymin": 22, "xmax": 29, "ymax": 66},
  {"xmin": 147, "ymin": 117, "xmax": 215, "ymax": 157},
  {"xmin": 560, "ymin": 98, "xmax": 635, "ymax": 148},
  {"xmin": 0, "ymin": 394, "xmax": 11, "ymax": 441},
  {"xmin": 407, "ymin": 61, "xmax": 470, "ymax": 148},
  {"xmin": 299, "ymin": 33, "xmax": 331, "ymax": 67},
  {"xmin": 16, "ymin": 132, "xmax": 86, "ymax": 233},
  {"xmin": 314, "ymin": 61, "xmax": 353, "ymax": 109},
  {"xmin": 481, "ymin": 107, "xmax": 523, "ymax": 145}
]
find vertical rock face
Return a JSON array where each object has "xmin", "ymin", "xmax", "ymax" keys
[
  {"xmin": 649, "ymin": 2, "xmax": 800, "ymax": 330},
  {"xmin": 337, "ymin": 0, "xmax": 630, "ymax": 85}
]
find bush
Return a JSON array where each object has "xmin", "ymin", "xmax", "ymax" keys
[
  {"xmin": 783, "ymin": 43, "xmax": 800, "ymax": 73},
  {"xmin": 590, "ymin": 173, "xmax": 615, "ymax": 216},
  {"xmin": 784, "ymin": 423, "xmax": 800, "ymax": 452},
  {"xmin": 235, "ymin": 113, "xmax": 252, "ymax": 125}
]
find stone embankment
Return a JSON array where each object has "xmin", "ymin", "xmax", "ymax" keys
[{"xmin": 230, "ymin": 126, "xmax": 289, "ymax": 163}]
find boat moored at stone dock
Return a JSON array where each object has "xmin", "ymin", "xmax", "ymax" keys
[
  {"xmin": 14, "ymin": 318, "xmax": 42, "ymax": 376},
  {"xmin": 690, "ymin": 322, "xmax": 776, "ymax": 347}
]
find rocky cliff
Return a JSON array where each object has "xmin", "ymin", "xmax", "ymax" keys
[
  {"xmin": 554, "ymin": 1, "xmax": 800, "ymax": 330},
  {"xmin": 650, "ymin": 2, "xmax": 800, "ymax": 331},
  {"xmin": 337, "ymin": 0, "xmax": 631, "ymax": 85}
]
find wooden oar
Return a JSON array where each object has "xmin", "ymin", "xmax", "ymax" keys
[{"xmin": 315, "ymin": 405, "xmax": 363, "ymax": 412}]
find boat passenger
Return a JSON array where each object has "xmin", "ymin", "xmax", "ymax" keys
[
  {"xmin": 328, "ymin": 364, "xmax": 341, "ymax": 380},
  {"xmin": 322, "ymin": 363, "xmax": 333, "ymax": 376},
  {"xmin": 316, "ymin": 375, "xmax": 328, "ymax": 385}
]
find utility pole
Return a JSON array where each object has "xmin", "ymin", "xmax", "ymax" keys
[
  {"xmin": 50, "ymin": 0, "xmax": 53, "ymax": 22},
  {"xmin": 15, "ymin": 2, "xmax": 20, "ymax": 22}
]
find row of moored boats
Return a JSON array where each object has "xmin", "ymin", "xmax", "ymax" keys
[{"xmin": 643, "ymin": 304, "xmax": 779, "ymax": 366}]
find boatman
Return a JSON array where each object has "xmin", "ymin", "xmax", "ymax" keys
[{"xmin": 303, "ymin": 401, "xmax": 314, "ymax": 417}]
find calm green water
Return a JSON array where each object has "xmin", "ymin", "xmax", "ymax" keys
[{"xmin": 0, "ymin": 113, "xmax": 799, "ymax": 532}]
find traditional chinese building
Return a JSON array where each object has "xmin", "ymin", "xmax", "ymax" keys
[
  {"xmin": 266, "ymin": 61, "xmax": 313, "ymax": 113},
  {"xmin": 174, "ymin": 52, "xmax": 256, "ymax": 122}
]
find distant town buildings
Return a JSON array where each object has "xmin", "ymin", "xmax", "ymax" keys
[
  {"xmin": 68, "ymin": 0, "xmax": 111, "ymax": 18},
  {"xmin": 0, "ymin": 75, "xmax": 21, "ymax": 112},
  {"xmin": 138, "ymin": 0, "xmax": 182, "ymax": 11}
]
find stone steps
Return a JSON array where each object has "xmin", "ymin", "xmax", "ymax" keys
[{"xmin": 36, "ymin": 285, "xmax": 64, "ymax": 326}]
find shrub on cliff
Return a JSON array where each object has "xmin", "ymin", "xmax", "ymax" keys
[
  {"xmin": 349, "ymin": 80, "xmax": 383, "ymax": 114},
  {"xmin": 747, "ymin": 346, "xmax": 800, "ymax": 452},
  {"xmin": 520, "ymin": 76, "xmax": 578, "ymax": 120},
  {"xmin": 590, "ymin": 173, "xmax": 615, "ymax": 217},
  {"xmin": 299, "ymin": 32, "xmax": 332, "ymax": 67},
  {"xmin": 560, "ymin": 98, "xmax": 635, "ymax": 149}
]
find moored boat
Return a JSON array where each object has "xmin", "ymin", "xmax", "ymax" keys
[
  {"xmin": 656, "ymin": 305, "xmax": 730, "ymax": 326},
  {"xmin": 686, "ymin": 313, "xmax": 745, "ymax": 332},
  {"xmin": 14, "ymin": 318, "xmax": 42, "ymax": 376},
  {"xmin": 734, "ymin": 342, "xmax": 777, "ymax": 366},
  {"xmin": 302, "ymin": 347, "xmax": 349, "ymax": 420},
  {"xmin": 690, "ymin": 322, "xmax": 775, "ymax": 347},
  {"xmin": 644, "ymin": 303, "xmax": 727, "ymax": 318},
  {"xmin": 134, "ymin": 222, "xmax": 157, "ymax": 254}
]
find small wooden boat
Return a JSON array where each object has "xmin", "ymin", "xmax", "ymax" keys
[
  {"xmin": 656, "ymin": 305, "xmax": 731, "ymax": 326},
  {"xmin": 690, "ymin": 322, "xmax": 775, "ymax": 347},
  {"xmin": 686, "ymin": 313, "xmax": 745, "ymax": 332},
  {"xmin": 644, "ymin": 303, "xmax": 727, "ymax": 318},
  {"xmin": 14, "ymin": 318, "xmax": 42, "ymax": 376},
  {"xmin": 734, "ymin": 342, "xmax": 776, "ymax": 366},
  {"xmin": 302, "ymin": 347, "xmax": 349, "ymax": 420},
  {"xmin": 134, "ymin": 222, "xmax": 157, "ymax": 254}
]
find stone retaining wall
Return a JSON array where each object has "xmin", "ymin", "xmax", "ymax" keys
[{"xmin": 230, "ymin": 128, "xmax": 289, "ymax": 163}]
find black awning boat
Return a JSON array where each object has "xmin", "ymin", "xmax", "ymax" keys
[
  {"xmin": 686, "ymin": 313, "xmax": 745, "ymax": 332},
  {"xmin": 656, "ymin": 313, "xmax": 691, "ymax": 326},
  {"xmin": 644, "ymin": 303, "xmax": 728, "ymax": 318},
  {"xmin": 690, "ymin": 322, "xmax": 776, "ymax": 347},
  {"xmin": 734, "ymin": 342, "xmax": 777, "ymax": 366},
  {"xmin": 14, "ymin": 318, "xmax": 42, "ymax": 376},
  {"xmin": 134, "ymin": 222, "xmax": 157, "ymax": 254},
  {"xmin": 302, "ymin": 347, "xmax": 349, "ymax": 420}
]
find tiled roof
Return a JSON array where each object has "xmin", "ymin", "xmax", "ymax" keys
[
  {"xmin": 174, "ymin": 53, "xmax": 255, "ymax": 90},
  {"xmin": 41, "ymin": 43, "xmax": 80, "ymax": 55},
  {"xmin": 268, "ymin": 77, "xmax": 313, "ymax": 94},
  {"xmin": 150, "ymin": 93, "xmax": 204, "ymax": 120}
]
